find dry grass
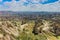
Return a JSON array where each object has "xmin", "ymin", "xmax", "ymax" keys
[{"xmin": 0, "ymin": 19, "xmax": 60, "ymax": 40}]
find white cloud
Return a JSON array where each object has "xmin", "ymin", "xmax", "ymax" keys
[{"xmin": 0, "ymin": 0, "xmax": 60, "ymax": 12}]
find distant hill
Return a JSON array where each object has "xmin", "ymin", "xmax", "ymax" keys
[{"xmin": 0, "ymin": 11, "xmax": 60, "ymax": 17}]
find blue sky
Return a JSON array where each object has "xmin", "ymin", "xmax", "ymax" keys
[
  {"xmin": 0, "ymin": 0, "xmax": 58, "ymax": 4},
  {"xmin": 0, "ymin": 0, "xmax": 60, "ymax": 12},
  {"xmin": 0, "ymin": 0, "xmax": 19, "ymax": 1}
]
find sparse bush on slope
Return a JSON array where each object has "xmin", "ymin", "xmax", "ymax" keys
[{"xmin": 0, "ymin": 19, "xmax": 60, "ymax": 40}]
